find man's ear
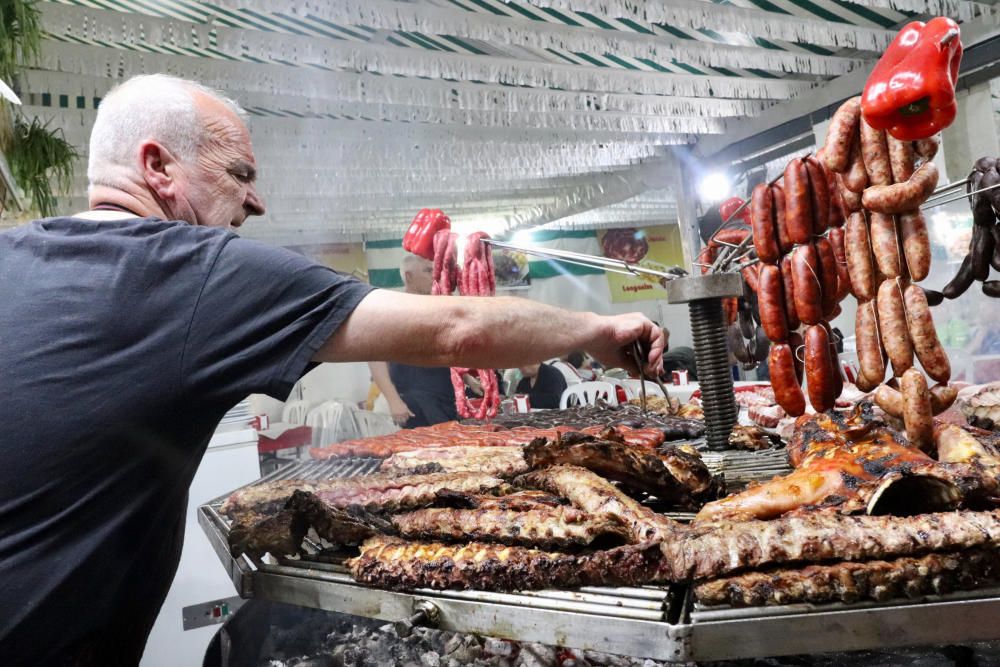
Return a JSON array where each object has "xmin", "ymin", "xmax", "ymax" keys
[{"xmin": 138, "ymin": 140, "xmax": 178, "ymax": 201}]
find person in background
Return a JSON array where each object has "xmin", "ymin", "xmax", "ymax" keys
[
  {"xmin": 368, "ymin": 254, "xmax": 459, "ymax": 428},
  {"xmin": 659, "ymin": 324, "xmax": 699, "ymax": 381},
  {"xmin": 0, "ymin": 74, "xmax": 668, "ymax": 665},
  {"xmin": 564, "ymin": 351, "xmax": 596, "ymax": 380},
  {"xmin": 516, "ymin": 362, "xmax": 568, "ymax": 409},
  {"xmin": 547, "ymin": 355, "xmax": 584, "ymax": 386}
]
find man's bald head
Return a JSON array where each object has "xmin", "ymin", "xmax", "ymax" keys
[
  {"xmin": 88, "ymin": 75, "xmax": 243, "ymax": 191},
  {"xmin": 86, "ymin": 74, "xmax": 265, "ymax": 228},
  {"xmin": 401, "ymin": 254, "xmax": 433, "ymax": 295}
]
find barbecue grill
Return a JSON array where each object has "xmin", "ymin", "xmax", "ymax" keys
[{"xmin": 199, "ymin": 454, "xmax": 1000, "ymax": 663}]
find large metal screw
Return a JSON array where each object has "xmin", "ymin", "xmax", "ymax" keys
[
  {"xmin": 667, "ymin": 273, "xmax": 743, "ymax": 451},
  {"xmin": 394, "ymin": 600, "xmax": 441, "ymax": 637}
]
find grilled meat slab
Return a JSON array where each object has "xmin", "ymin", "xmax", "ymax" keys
[
  {"xmin": 348, "ymin": 537, "xmax": 664, "ymax": 592},
  {"xmin": 664, "ymin": 509, "xmax": 1000, "ymax": 581},
  {"xmin": 696, "ymin": 407, "xmax": 958, "ymax": 522},
  {"xmin": 380, "ymin": 446, "xmax": 527, "ymax": 477},
  {"xmin": 391, "ymin": 506, "xmax": 628, "ymax": 549},
  {"xmin": 523, "ymin": 434, "xmax": 717, "ymax": 505},
  {"xmin": 434, "ymin": 489, "xmax": 566, "ymax": 511},
  {"xmin": 695, "ymin": 548, "xmax": 1000, "ymax": 607},
  {"xmin": 517, "ymin": 465, "xmax": 676, "ymax": 543}
]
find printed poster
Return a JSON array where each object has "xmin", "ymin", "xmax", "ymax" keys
[
  {"xmin": 491, "ymin": 247, "xmax": 531, "ymax": 290},
  {"xmin": 286, "ymin": 243, "xmax": 369, "ymax": 282},
  {"xmin": 597, "ymin": 225, "xmax": 685, "ymax": 303}
]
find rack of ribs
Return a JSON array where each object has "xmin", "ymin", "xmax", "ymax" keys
[
  {"xmin": 348, "ymin": 537, "xmax": 665, "ymax": 592},
  {"xmin": 389, "ymin": 506, "xmax": 628, "ymax": 550},
  {"xmin": 695, "ymin": 547, "xmax": 1000, "ymax": 607},
  {"xmin": 380, "ymin": 446, "xmax": 527, "ymax": 477}
]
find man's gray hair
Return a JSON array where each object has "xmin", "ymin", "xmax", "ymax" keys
[{"xmin": 87, "ymin": 74, "xmax": 245, "ymax": 191}]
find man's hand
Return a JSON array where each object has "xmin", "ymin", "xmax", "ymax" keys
[
  {"xmin": 387, "ymin": 396, "xmax": 414, "ymax": 426},
  {"xmin": 584, "ymin": 313, "xmax": 665, "ymax": 378},
  {"xmin": 463, "ymin": 373, "xmax": 484, "ymax": 397}
]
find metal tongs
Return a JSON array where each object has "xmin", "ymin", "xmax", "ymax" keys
[
  {"xmin": 484, "ymin": 239, "xmax": 687, "ymax": 281},
  {"xmin": 629, "ymin": 340, "xmax": 670, "ymax": 415}
]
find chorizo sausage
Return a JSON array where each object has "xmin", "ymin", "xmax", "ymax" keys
[
  {"xmin": 874, "ymin": 383, "xmax": 904, "ymax": 418},
  {"xmin": 860, "ymin": 118, "xmax": 892, "ymax": 186},
  {"xmin": 822, "ymin": 97, "xmax": 861, "ymax": 173},
  {"xmin": 877, "ymin": 278, "xmax": 914, "ymax": 376},
  {"xmin": 771, "ymin": 183, "xmax": 793, "ymax": 254},
  {"xmin": 903, "ymin": 283, "xmax": 950, "ymax": 384},
  {"xmin": 769, "ymin": 343, "xmax": 806, "ymax": 417},
  {"xmin": 805, "ymin": 324, "xmax": 836, "ymax": 413},
  {"xmin": 985, "ymin": 280, "xmax": 1000, "ymax": 298},
  {"xmin": 845, "ymin": 211, "xmax": 876, "ymax": 301},
  {"xmin": 791, "ymin": 244, "xmax": 823, "ymax": 325},
  {"xmin": 942, "ymin": 255, "xmax": 975, "ymax": 299},
  {"xmin": 750, "ymin": 183, "xmax": 780, "ymax": 264},
  {"xmin": 862, "ymin": 162, "xmax": 939, "ymax": 214},
  {"xmin": 899, "ymin": 210, "xmax": 931, "ymax": 282},
  {"xmin": 741, "ymin": 262, "xmax": 760, "ymax": 294},
  {"xmin": 991, "ymin": 225, "xmax": 1000, "ymax": 272},
  {"xmin": 930, "ymin": 383, "xmax": 958, "ymax": 415},
  {"xmin": 814, "ymin": 236, "xmax": 839, "ymax": 317},
  {"xmin": 788, "ymin": 330, "xmax": 805, "ymax": 384},
  {"xmin": 855, "ymin": 298, "xmax": 887, "ymax": 386},
  {"xmin": 875, "ymin": 381, "xmax": 956, "ymax": 418},
  {"xmin": 711, "ymin": 227, "xmax": 752, "ymax": 247},
  {"xmin": 869, "ymin": 212, "xmax": 902, "ymax": 279},
  {"xmin": 780, "ymin": 255, "xmax": 800, "ymax": 331},
  {"xmin": 758, "ymin": 264, "xmax": 789, "ymax": 343},
  {"xmin": 843, "ymin": 137, "xmax": 869, "ymax": 193},
  {"xmin": 840, "ymin": 182, "xmax": 863, "ymax": 212},
  {"xmin": 828, "ymin": 226, "xmax": 851, "ymax": 301},
  {"xmin": 901, "ymin": 368, "xmax": 934, "ymax": 453},
  {"xmin": 914, "ymin": 133, "xmax": 940, "ymax": 161},
  {"xmin": 784, "ymin": 158, "xmax": 814, "ymax": 244},
  {"xmin": 887, "ymin": 133, "xmax": 916, "ymax": 184},
  {"xmin": 805, "ymin": 156, "xmax": 831, "ymax": 234}
]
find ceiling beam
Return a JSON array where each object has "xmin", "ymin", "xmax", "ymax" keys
[
  {"xmin": 237, "ymin": 0, "xmax": 864, "ymax": 76},
  {"xmin": 38, "ymin": 4, "xmax": 815, "ymax": 100},
  {"xmin": 503, "ymin": 0, "xmax": 897, "ymax": 50}
]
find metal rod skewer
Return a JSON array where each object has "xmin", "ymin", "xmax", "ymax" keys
[
  {"xmin": 485, "ymin": 239, "xmax": 685, "ymax": 281},
  {"xmin": 922, "ymin": 181, "xmax": 1000, "ymax": 210},
  {"xmin": 926, "ymin": 177, "xmax": 970, "ymax": 199}
]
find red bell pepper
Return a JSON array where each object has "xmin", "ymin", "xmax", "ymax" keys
[
  {"xmin": 719, "ymin": 196, "xmax": 750, "ymax": 224},
  {"xmin": 862, "ymin": 17, "xmax": 962, "ymax": 142},
  {"xmin": 403, "ymin": 208, "xmax": 451, "ymax": 260}
]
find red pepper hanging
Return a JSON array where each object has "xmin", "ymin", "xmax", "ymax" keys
[
  {"xmin": 403, "ymin": 208, "xmax": 451, "ymax": 261},
  {"xmin": 861, "ymin": 17, "xmax": 962, "ymax": 142}
]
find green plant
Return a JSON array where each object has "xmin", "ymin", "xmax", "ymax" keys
[
  {"xmin": 8, "ymin": 114, "xmax": 78, "ymax": 216},
  {"xmin": 0, "ymin": 0, "xmax": 41, "ymax": 85}
]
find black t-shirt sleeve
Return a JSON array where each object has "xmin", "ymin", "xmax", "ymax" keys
[{"xmin": 181, "ymin": 236, "xmax": 375, "ymax": 402}]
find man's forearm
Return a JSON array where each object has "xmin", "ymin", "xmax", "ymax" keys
[{"xmin": 367, "ymin": 361, "xmax": 404, "ymax": 405}]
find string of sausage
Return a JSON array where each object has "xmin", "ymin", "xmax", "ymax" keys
[
  {"xmin": 821, "ymin": 96, "xmax": 954, "ymax": 451},
  {"xmin": 432, "ymin": 232, "xmax": 501, "ymax": 420},
  {"xmin": 747, "ymin": 152, "xmax": 849, "ymax": 417}
]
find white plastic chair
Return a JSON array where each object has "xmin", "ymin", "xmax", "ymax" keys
[
  {"xmin": 601, "ymin": 376, "xmax": 632, "ymax": 399},
  {"xmin": 281, "ymin": 399, "xmax": 311, "ymax": 425},
  {"xmin": 621, "ymin": 379, "xmax": 666, "ymax": 399},
  {"xmin": 559, "ymin": 381, "xmax": 619, "ymax": 409}
]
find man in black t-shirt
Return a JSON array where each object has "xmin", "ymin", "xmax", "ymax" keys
[
  {"xmin": 0, "ymin": 74, "xmax": 665, "ymax": 665},
  {"xmin": 515, "ymin": 363, "xmax": 569, "ymax": 409}
]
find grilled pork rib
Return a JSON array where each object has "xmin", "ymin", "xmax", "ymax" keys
[
  {"xmin": 523, "ymin": 434, "xmax": 718, "ymax": 505},
  {"xmin": 695, "ymin": 548, "xmax": 1000, "ymax": 606},
  {"xmin": 348, "ymin": 537, "xmax": 664, "ymax": 592},
  {"xmin": 224, "ymin": 472, "xmax": 505, "ymax": 558},
  {"xmin": 517, "ymin": 465, "xmax": 676, "ymax": 542},
  {"xmin": 381, "ymin": 446, "xmax": 527, "ymax": 477},
  {"xmin": 664, "ymin": 509, "xmax": 1000, "ymax": 581},
  {"xmin": 390, "ymin": 506, "xmax": 627, "ymax": 549}
]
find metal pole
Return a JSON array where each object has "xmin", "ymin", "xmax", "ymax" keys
[{"xmin": 669, "ymin": 147, "xmax": 704, "ymax": 274}]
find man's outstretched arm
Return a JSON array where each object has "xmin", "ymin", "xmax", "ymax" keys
[{"xmin": 315, "ymin": 290, "xmax": 664, "ymax": 377}]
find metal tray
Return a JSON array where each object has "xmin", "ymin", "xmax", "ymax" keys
[{"xmin": 199, "ymin": 456, "xmax": 1000, "ymax": 662}]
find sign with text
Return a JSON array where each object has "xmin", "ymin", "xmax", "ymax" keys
[{"xmin": 598, "ymin": 225, "xmax": 684, "ymax": 303}]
